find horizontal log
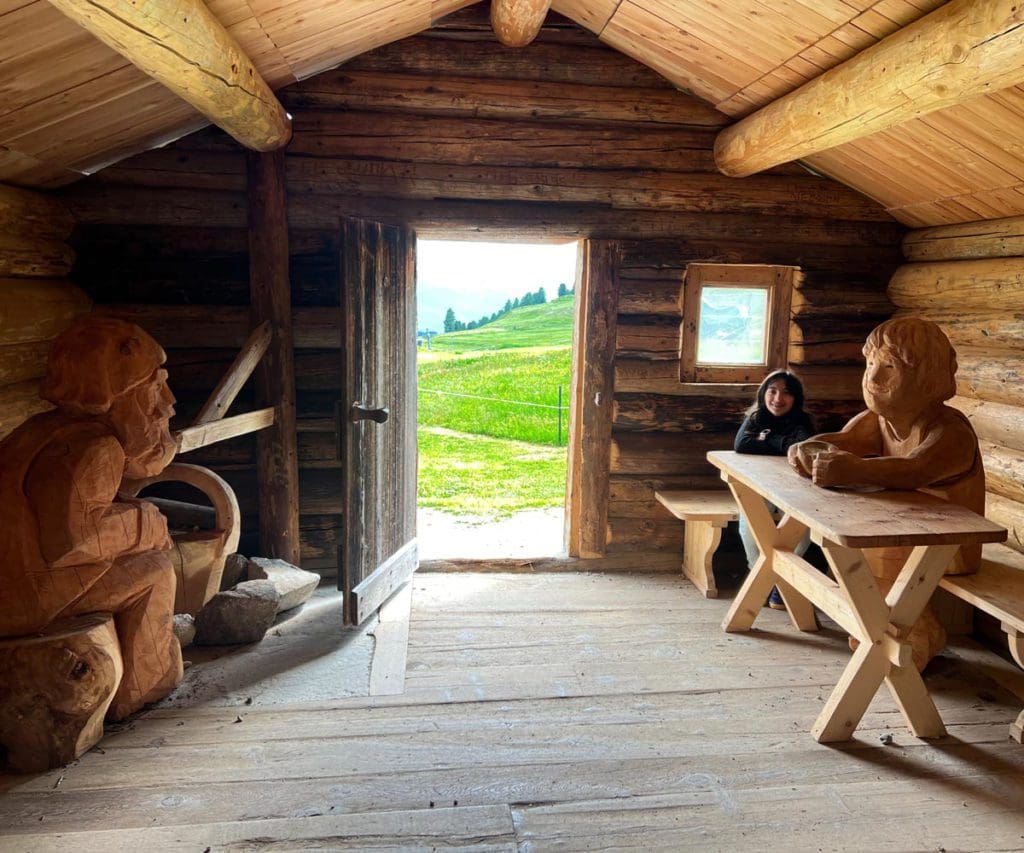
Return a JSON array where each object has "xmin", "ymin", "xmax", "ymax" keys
[
  {"xmin": 985, "ymin": 492, "xmax": 1024, "ymax": 556},
  {"xmin": 0, "ymin": 279, "xmax": 92, "ymax": 345},
  {"xmin": 284, "ymin": 70, "xmax": 728, "ymax": 127},
  {"xmin": 787, "ymin": 339, "xmax": 865, "ymax": 366},
  {"xmin": 0, "ymin": 234, "xmax": 75, "ymax": 278},
  {"xmin": 889, "ymin": 259, "xmax": 1024, "ymax": 311},
  {"xmin": 341, "ymin": 33, "xmax": 676, "ymax": 88},
  {"xmin": 615, "ymin": 318, "xmax": 679, "ymax": 360},
  {"xmin": 955, "ymin": 346, "xmax": 1024, "ymax": 409},
  {"xmin": 980, "ymin": 441, "xmax": 1024, "ymax": 505},
  {"xmin": 892, "ymin": 308, "xmax": 1024, "ymax": 351},
  {"xmin": 64, "ymin": 186, "xmax": 905, "ymax": 246},
  {"xmin": 789, "ymin": 315, "xmax": 878, "ymax": 346},
  {"xmin": 150, "ymin": 465, "xmax": 342, "ymax": 518},
  {"xmin": 621, "ymin": 239, "xmax": 903, "ymax": 271},
  {"xmin": 289, "ymin": 111, "xmax": 719, "ymax": 172},
  {"xmin": 179, "ymin": 431, "xmax": 338, "ymax": 470},
  {"xmin": 166, "ymin": 349, "xmax": 341, "ymax": 392},
  {"xmin": 612, "ymin": 393, "xmax": 861, "ymax": 435},
  {"xmin": 902, "ymin": 215, "xmax": 1024, "ymax": 262},
  {"xmin": 71, "ymin": 224, "xmax": 338, "ymax": 259},
  {"xmin": 790, "ymin": 288, "xmax": 894, "ymax": 319},
  {"xmin": 610, "ymin": 431, "xmax": 732, "ymax": 476},
  {"xmin": 950, "ymin": 395, "xmax": 1024, "ymax": 453},
  {"xmin": 617, "ymin": 278, "xmax": 680, "ymax": 315},
  {"xmin": 608, "ymin": 475, "xmax": 728, "ymax": 518},
  {"xmin": 606, "ymin": 516, "xmax": 683, "ymax": 550},
  {"xmin": 95, "ymin": 306, "xmax": 340, "ymax": 350},
  {"xmin": 0, "ymin": 184, "xmax": 75, "ymax": 241},
  {"xmin": 284, "ymin": 156, "xmax": 889, "ymax": 221},
  {"xmin": 0, "ymin": 340, "xmax": 50, "ymax": 386},
  {"xmin": 0, "ymin": 380, "xmax": 52, "ymax": 441},
  {"xmin": 613, "ymin": 359, "xmax": 865, "ymax": 399}
]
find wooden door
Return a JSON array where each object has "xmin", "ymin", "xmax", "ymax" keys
[{"xmin": 339, "ymin": 217, "xmax": 417, "ymax": 626}]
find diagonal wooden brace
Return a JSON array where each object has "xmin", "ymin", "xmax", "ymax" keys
[{"xmin": 722, "ymin": 479, "xmax": 815, "ymax": 632}]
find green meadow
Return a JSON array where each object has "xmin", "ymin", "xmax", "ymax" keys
[{"xmin": 417, "ymin": 295, "xmax": 573, "ymax": 516}]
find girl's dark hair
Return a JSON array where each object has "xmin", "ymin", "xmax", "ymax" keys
[{"xmin": 746, "ymin": 369, "xmax": 805, "ymax": 420}]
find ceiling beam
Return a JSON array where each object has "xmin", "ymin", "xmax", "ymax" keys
[
  {"xmin": 714, "ymin": 0, "xmax": 1024, "ymax": 178},
  {"xmin": 47, "ymin": 0, "xmax": 291, "ymax": 151},
  {"xmin": 491, "ymin": 0, "xmax": 553, "ymax": 47}
]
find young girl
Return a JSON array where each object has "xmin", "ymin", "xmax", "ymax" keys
[{"xmin": 734, "ymin": 370, "xmax": 815, "ymax": 609}]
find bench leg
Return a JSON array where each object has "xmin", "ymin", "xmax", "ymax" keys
[
  {"xmin": 682, "ymin": 519, "xmax": 722, "ymax": 599},
  {"xmin": 1004, "ymin": 625, "xmax": 1024, "ymax": 744}
]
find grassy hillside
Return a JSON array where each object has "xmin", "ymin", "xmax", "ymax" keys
[
  {"xmin": 418, "ymin": 348, "xmax": 571, "ymax": 446},
  {"xmin": 427, "ymin": 294, "xmax": 575, "ymax": 353}
]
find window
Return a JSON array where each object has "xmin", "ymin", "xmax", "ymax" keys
[{"xmin": 678, "ymin": 263, "xmax": 797, "ymax": 383}]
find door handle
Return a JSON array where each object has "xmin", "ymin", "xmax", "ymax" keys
[{"xmin": 352, "ymin": 403, "xmax": 389, "ymax": 424}]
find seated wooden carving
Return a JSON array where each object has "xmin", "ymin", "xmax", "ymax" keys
[
  {"xmin": 0, "ymin": 317, "xmax": 184, "ymax": 727},
  {"xmin": 789, "ymin": 317, "xmax": 985, "ymax": 670}
]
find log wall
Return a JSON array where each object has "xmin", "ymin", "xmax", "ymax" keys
[
  {"xmin": 56, "ymin": 13, "xmax": 903, "ymax": 574},
  {"xmin": 0, "ymin": 185, "xmax": 87, "ymax": 441},
  {"xmin": 895, "ymin": 220, "xmax": 1024, "ymax": 558}
]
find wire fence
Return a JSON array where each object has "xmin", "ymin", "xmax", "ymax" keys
[{"xmin": 419, "ymin": 385, "xmax": 569, "ymax": 445}]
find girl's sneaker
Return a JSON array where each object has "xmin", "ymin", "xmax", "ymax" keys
[{"xmin": 767, "ymin": 587, "xmax": 786, "ymax": 610}]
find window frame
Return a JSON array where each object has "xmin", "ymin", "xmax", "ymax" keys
[{"xmin": 678, "ymin": 263, "xmax": 796, "ymax": 384}]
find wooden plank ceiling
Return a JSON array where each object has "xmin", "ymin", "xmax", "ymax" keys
[{"xmin": 2, "ymin": 0, "xmax": 1022, "ymax": 227}]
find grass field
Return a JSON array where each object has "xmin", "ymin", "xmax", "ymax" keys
[
  {"xmin": 417, "ymin": 295, "xmax": 573, "ymax": 516},
  {"xmin": 418, "ymin": 347, "xmax": 571, "ymax": 446},
  {"xmin": 427, "ymin": 294, "xmax": 575, "ymax": 352},
  {"xmin": 417, "ymin": 428, "xmax": 567, "ymax": 515}
]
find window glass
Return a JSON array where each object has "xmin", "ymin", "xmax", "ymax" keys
[{"xmin": 696, "ymin": 286, "xmax": 768, "ymax": 365}]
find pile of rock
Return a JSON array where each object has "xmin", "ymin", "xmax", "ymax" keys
[{"xmin": 174, "ymin": 557, "xmax": 320, "ymax": 648}]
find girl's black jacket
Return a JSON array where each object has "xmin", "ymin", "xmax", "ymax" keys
[{"xmin": 734, "ymin": 411, "xmax": 816, "ymax": 456}]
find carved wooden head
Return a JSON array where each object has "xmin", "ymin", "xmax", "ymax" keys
[
  {"xmin": 40, "ymin": 317, "xmax": 177, "ymax": 477},
  {"xmin": 861, "ymin": 317, "xmax": 957, "ymax": 419}
]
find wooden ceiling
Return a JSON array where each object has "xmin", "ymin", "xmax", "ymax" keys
[{"xmin": 2, "ymin": 0, "xmax": 1022, "ymax": 227}]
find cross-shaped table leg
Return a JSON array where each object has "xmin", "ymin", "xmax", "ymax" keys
[
  {"xmin": 812, "ymin": 541, "xmax": 959, "ymax": 742},
  {"xmin": 721, "ymin": 478, "xmax": 817, "ymax": 633}
]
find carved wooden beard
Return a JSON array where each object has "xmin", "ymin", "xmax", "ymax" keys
[{"xmin": 106, "ymin": 373, "xmax": 177, "ymax": 479}]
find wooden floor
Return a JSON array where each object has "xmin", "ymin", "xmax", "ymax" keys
[{"xmin": 3, "ymin": 572, "xmax": 1024, "ymax": 851}]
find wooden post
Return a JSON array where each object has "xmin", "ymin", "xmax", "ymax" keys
[
  {"xmin": 566, "ymin": 240, "xmax": 621, "ymax": 558},
  {"xmin": 248, "ymin": 150, "xmax": 301, "ymax": 564}
]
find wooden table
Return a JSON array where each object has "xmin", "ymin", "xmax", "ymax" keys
[{"xmin": 707, "ymin": 450, "xmax": 1007, "ymax": 743}]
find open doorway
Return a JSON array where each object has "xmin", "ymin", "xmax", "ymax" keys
[{"xmin": 415, "ymin": 238, "xmax": 580, "ymax": 560}]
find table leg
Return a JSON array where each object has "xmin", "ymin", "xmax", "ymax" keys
[
  {"xmin": 1002, "ymin": 626, "xmax": 1023, "ymax": 744},
  {"xmin": 722, "ymin": 479, "xmax": 812, "ymax": 632},
  {"xmin": 817, "ymin": 542, "xmax": 957, "ymax": 741},
  {"xmin": 813, "ymin": 637, "xmax": 889, "ymax": 742}
]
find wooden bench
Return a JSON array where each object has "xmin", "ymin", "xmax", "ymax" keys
[
  {"xmin": 655, "ymin": 489, "xmax": 739, "ymax": 599},
  {"xmin": 939, "ymin": 542, "xmax": 1024, "ymax": 744}
]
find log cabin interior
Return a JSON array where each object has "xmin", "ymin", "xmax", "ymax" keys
[{"xmin": 3, "ymin": 0, "xmax": 1024, "ymax": 847}]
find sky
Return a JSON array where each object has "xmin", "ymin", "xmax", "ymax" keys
[{"xmin": 416, "ymin": 239, "xmax": 579, "ymax": 333}]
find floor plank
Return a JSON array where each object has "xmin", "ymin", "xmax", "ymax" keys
[{"xmin": 1, "ymin": 571, "xmax": 1022, "ymax": 849}]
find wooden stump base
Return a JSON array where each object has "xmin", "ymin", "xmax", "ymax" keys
[{"xmin": 0, "ymin": 613, "xmax": 123, "ymax": 774}]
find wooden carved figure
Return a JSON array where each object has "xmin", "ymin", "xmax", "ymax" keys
[
  {"xmin": 788, "ymin": 317, "xmax": 985, "ymax": 671},
  {"xmin": 0, "ymin": 317, "xmax": 184, "ymax": 749}
]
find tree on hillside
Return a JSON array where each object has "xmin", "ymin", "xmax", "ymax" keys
[
  {"xmin": 536, "ymin": 287, "xmax": 546, "ymax": 304},
  {"xmin": 443, "ymin": 308, "xmax": 457, "ymax": 333},
  {"xmin": 557, "ymin": 282, "xmax": 568, "ymax": 297}
]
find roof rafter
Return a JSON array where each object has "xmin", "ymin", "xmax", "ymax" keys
[
  {"xmin": 714, "ymin": 0, "xmax": 1024, "ymax": 178},
  {"xmin": 47, "ymin": 0, "xmax": 291, "ymax": 152}
]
